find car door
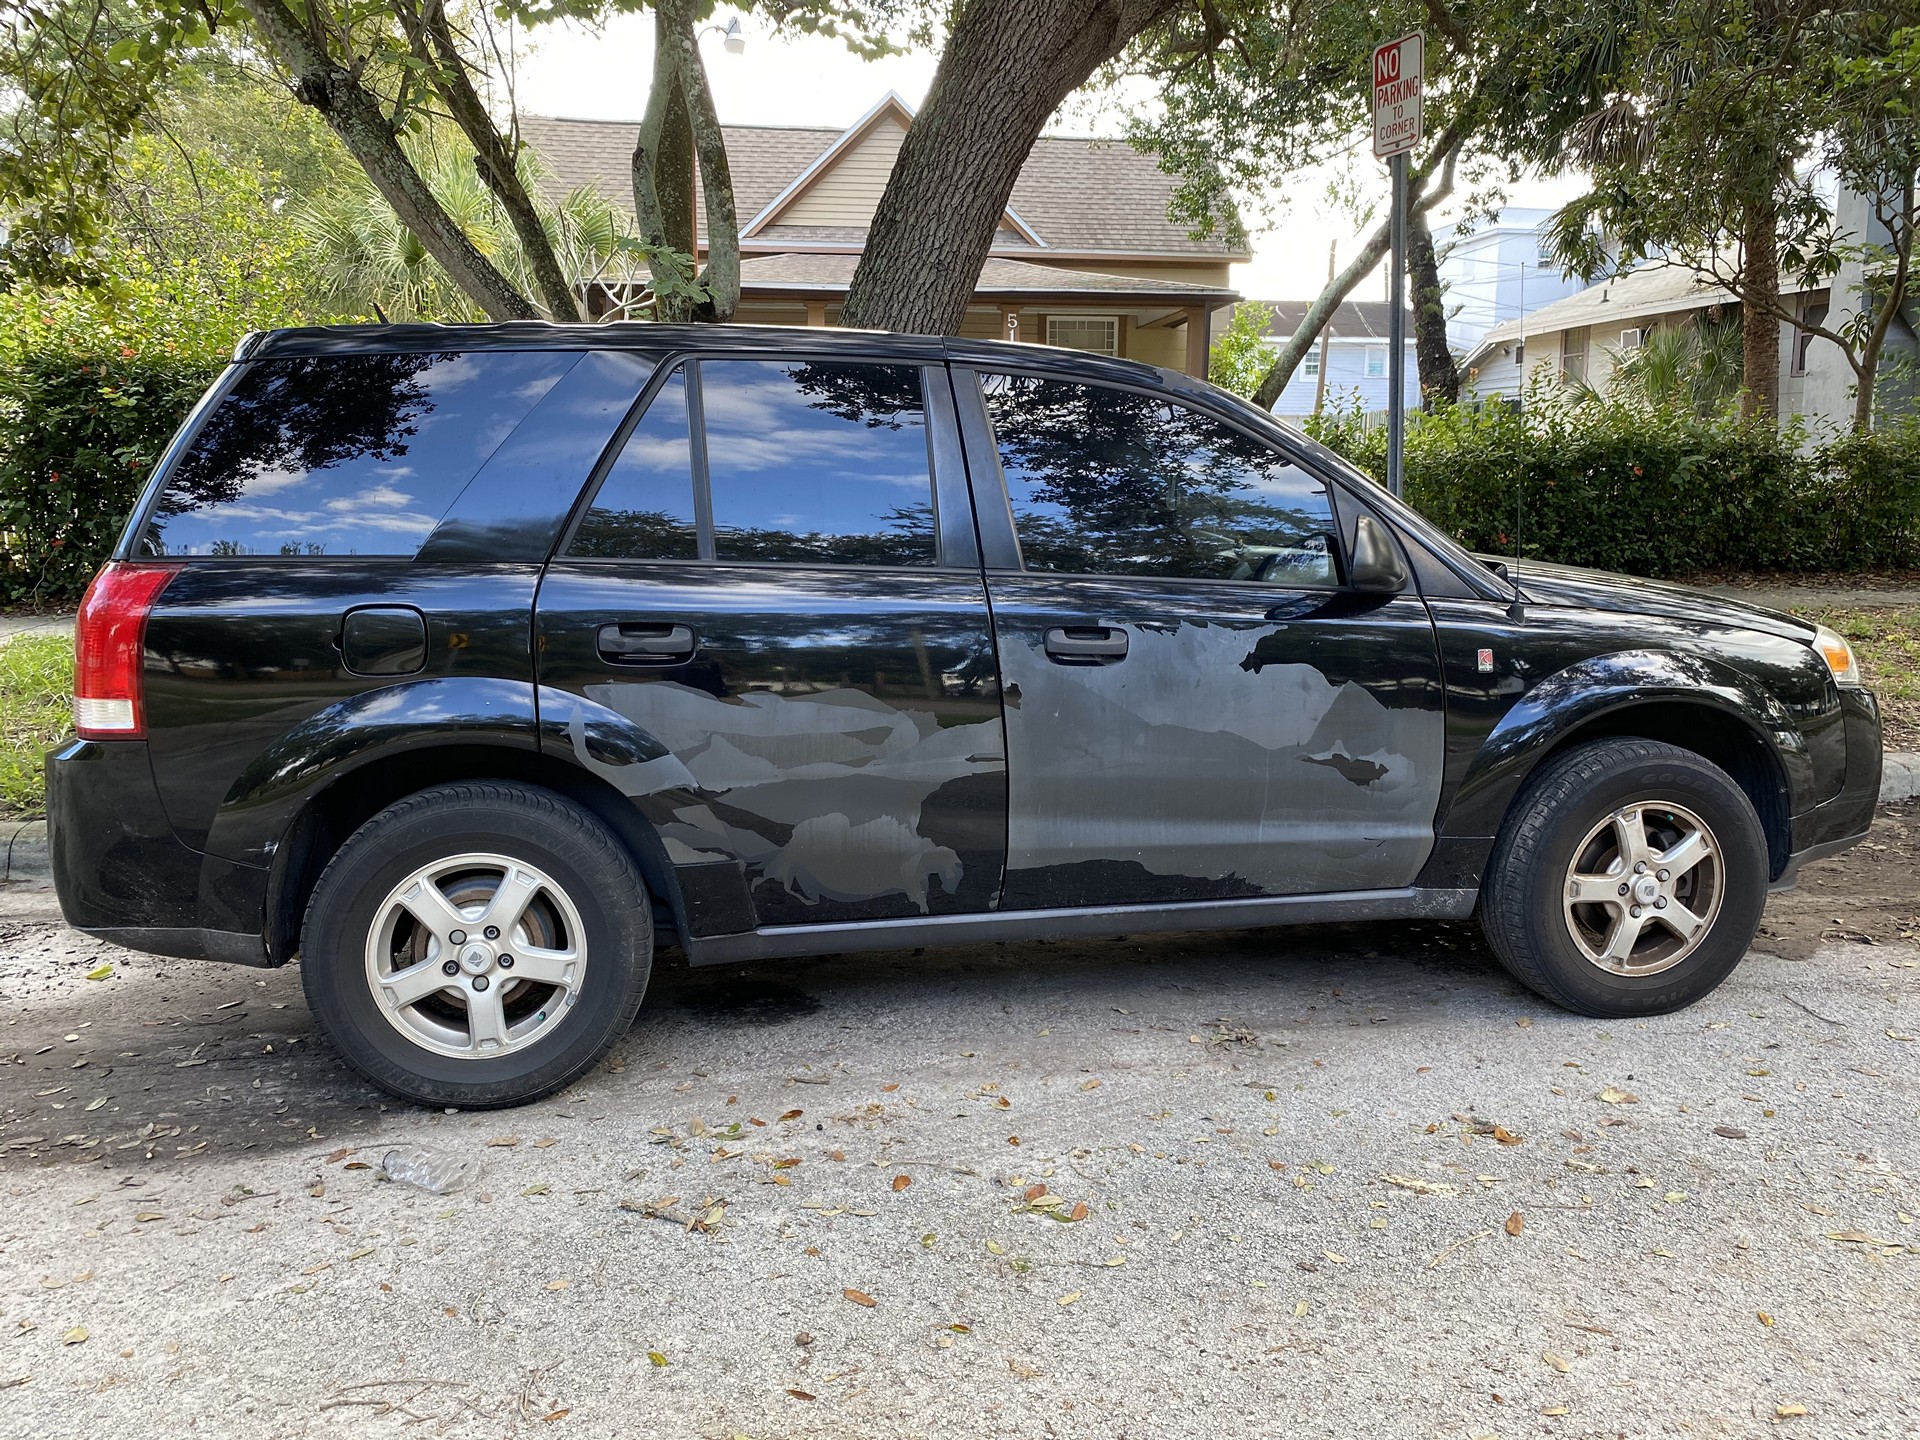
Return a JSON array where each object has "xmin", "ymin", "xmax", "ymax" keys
[
  {"xmin": 535, "ymin": 352, "xmax": 1006, "ymax": 938},
  {"xmin": 952, "ymin": 365, "xmax": 1446, "ymax": 910}
]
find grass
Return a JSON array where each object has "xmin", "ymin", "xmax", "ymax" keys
[
  {"xmin": 1796, "ymin": 606, "xmax": 1920, "ymax": 752},
  {"xmin": 0, "ymin": 633, "xmax": 71, "ymax": 818}
]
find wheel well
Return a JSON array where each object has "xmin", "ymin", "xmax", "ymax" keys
[
  {"xmin": 264, "ymin": 745, "xmax": 685, "ymax": 964},
  {"xmin": 1542, "ymin": 702, "xmax": 1792, "ymax": 880}
]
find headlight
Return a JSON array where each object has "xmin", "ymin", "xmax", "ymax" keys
[{"xmin": 1812, "ymin": 624, "xmax": 1862, "ymax": 687}]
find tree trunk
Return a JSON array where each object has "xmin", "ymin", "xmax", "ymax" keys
[
  {"xmin": 394, "ymin": 0, "xmax": 580, "ymax": 321},
  {"xmin": 1408, "ymin": 204, "xmax": 1458, "ymax": 408},
  {"xmin": 1739, "ymin": 196, "xmax": 1779, "ymax": 420},
  {"xmin": 841, "ymin": 0, "xmax": 1181, "ymax": 334},
  {"xmin": 683, "ymin": 42, "xmax": 740, "ymax": 322},
  {"xmin": 1253, "ymin": 149, "xmax": 1458, "ymax": 410},
  {"xmin": 241, "ymin": 0, "xmax": 537, "ymax": 322}
]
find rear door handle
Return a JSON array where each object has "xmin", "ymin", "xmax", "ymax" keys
[
  {"xmin": 1043, "ymin": 625, "xmax": 1128, "ymax": 664},
  {"xmin": 597, "ymin": 622, "xmax": 696, "ymax": 665}
]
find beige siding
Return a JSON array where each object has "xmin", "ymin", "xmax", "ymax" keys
[
  {"xmin": 782, "ymin": 119, "xmax": 909, "ymax": 228},
  {"xmin": 1127, "ymin": 323, "xmax": 1186, "ymax": 371}
]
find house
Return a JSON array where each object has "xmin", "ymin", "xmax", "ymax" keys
[
  {"xmin": 1430, "ymin": 206, "xmax": 1593, "ymax": 353},
  {"xmin": 1459, "ymin": 265, "xmax": 1836, "ymax": 414},
  {"xmin": 1257, "ymin": 301, "xmax": 1418, "ymax": 421},
  {"xmin": 519, "ymin": 94, "xmax": 1246, "ymax": 377}
]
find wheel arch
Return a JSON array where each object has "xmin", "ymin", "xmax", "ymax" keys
[
  {"xmin": 263, "ymin": 743, "xmax": 689, "ymax": 966},
  {"xmin": 1439, "ymin": 651, "xmax": 1803, "ymax": 883}
]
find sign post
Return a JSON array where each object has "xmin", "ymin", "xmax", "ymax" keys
[{"xmin": 1372, "ymin": 32, "xmax": 1422, "ymax": 498}]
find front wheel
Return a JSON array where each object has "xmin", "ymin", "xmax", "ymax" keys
[
  {"xmin": 1480, "ymin": 738, "xmax": 1769, "ymax": 1017},
  {"xmin": 302, "ymin": 781, "xmax": 652, "ymax": 1107}
]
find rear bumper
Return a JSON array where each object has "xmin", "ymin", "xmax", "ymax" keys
[
  {"xmin": 1773, "ymin": 688, "xmax": 1881, "ymax": 890},
  {"xmin": 46, "ymin": 738, "xmax": 270, "ymax": 965}
]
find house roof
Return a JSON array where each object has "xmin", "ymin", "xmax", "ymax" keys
[
  {"xmin": 738, "ymin": 252, "xmax": 1236, "ymax": 301},
  {"xmin": 519, "ymin": 100, "xmax": 1246, "ymax": 261},
  {"xmin": 1477, "ymin": 265, "xmax": 1744, "ymax": 348},
  {"xmin": 1256, "ymin": 300, "xmax": 1414, "ymax": 342}
]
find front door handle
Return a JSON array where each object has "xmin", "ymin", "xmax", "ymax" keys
[
  {"xmin": 597, "ymin": 622, "xmax": 696, "ymax": 665},
  {"xmin": 1043, "ymin": 625, "xmax": 1128, "ymax": 665}
]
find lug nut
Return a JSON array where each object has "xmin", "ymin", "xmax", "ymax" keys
[
  {"xmin": 472, "ymin": 975, "xmax": 490, "ymax": 991},
  {"xmin": 450, "ymin": 929, "xmax": 466, "ymax": 945},
  {"xmin": 1617, "ymin": 883, "xmax": 1630, "ymax": 896},
  {"xmin": 498, "ymin": 955, "xmax": 514, "ymax": 969},
  {"xmin": 1634, "ymin": 862, "xmax": 1648, "ymax": 875},
  {"xmin": 1656, "ymin": 869, "xmax": 1669, "ymax": 882},
  {"xmin": 1655, "ymin": 897, "xmax": 1667, "ymax": 909},
  {"xmin": 1629, "ymin": 905, "xmax": 1643, "ymax": 918},
  {"xmin": 442, "ymin": 959, "xmax": 459, "ymax": 976},
  {"xmin": 484, "ymin": 926, "xmax": 501, "ymax": 941}
]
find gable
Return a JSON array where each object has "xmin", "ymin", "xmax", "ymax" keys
[{"xmin": 779, "ymin": 110, "xmax": 909, "ymax": 228}]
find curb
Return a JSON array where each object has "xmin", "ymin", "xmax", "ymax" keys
[{"xmin": 3, "ymin": 753, "xmax": 1918, "ymax": 889}]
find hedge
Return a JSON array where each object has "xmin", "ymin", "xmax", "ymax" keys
[
  {"xmin": 0, "ymin": 283, "xmax": 228, "ymax": 606},
  {"xmin": 1306, "ymin": 397, "xmax": 1920, "ymax": 579}
]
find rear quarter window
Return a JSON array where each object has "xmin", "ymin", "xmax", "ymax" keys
[{"xmin": 139, "ymin": 350, "xmax": 577, "ymax": 558}]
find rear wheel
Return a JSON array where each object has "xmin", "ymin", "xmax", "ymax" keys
[
  {"xmin": 302, "ymin": 782, "xmax": 651, "ymax": 1107},
  {"xmin": 1480, "ymin": 739, "xmax": 1769, "ymax": 1017}
]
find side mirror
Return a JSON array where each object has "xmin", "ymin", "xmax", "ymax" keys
[{"xmin": 1349, "ymin": 515, "xmax": 1409, "ymax": 593}]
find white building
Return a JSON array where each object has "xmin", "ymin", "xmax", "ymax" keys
[{"xmin": 1431, "ymin": 207, "xmax": 1592, "ymax": 354}]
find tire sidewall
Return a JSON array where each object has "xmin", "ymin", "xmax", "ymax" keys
[
  {"xmin": 1508, "ymin": 754, "xmax": 1768, "ymax": 1015},
  {"xmin": 303, "ymin": 789, "xmax": 650, "ymax": 1106}
]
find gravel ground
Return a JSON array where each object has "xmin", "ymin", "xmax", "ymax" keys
[{"xmin": 1, "ymin": 816, "xmax": 1918, "ymax": 1440}]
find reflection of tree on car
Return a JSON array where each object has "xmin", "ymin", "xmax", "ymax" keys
[{"xmin": 981, "ymin": 373, "xmax": 1336, "ymax": 584}]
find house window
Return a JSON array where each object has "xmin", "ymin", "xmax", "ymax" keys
[
  {"xmin": 1561, "ymin": 327, "xmax": 1590, "ymax": 384},
  {"xmin": 1619, "ymin": 327, "xmax": 1645, "ymax": 350},
  {"xmin": 1513, "ymin": 341, "xmax": 1525, "ymax": 368},
  {"xmin": 1792, "ymin": 303, "xmax": 1828, "ymax": 376},
  {"xmin": 1045, "ymin": 316, "xmax": 1120, "ymax": 357},
  {"xmin": 1364, "ymin": 347, "xmax": 1387, "ymax": 379},
  {"xmin": 1303, "ymin": 351, "xmax": 1321, "ymax": 380}
]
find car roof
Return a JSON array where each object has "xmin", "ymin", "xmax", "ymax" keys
[{"xmin": 235, "ymin": 321, "xmax": 1202, "ymax": 396}]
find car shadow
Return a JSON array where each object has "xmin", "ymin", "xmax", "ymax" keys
[{"xmin": 0, "ymin": 918, "xmax": 1507, "ymax": 1174}]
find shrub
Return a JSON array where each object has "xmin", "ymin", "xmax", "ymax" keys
[
  {"xmin": 1305, "ymin": 394, "xmax": 1919, "ymax": 578},
  {"xmin": 0, "ymin": 281, "xmax": 228, "ymax": 606}
]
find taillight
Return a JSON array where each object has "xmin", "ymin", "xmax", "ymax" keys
[{"xmin": 74, "ymin": 562, "xmax": 179, "ymax": 739}]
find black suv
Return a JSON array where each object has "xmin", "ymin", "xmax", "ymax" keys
[{"xmin": 47, "ymin": 324, "xmax": 1881, "ymax": 1107}]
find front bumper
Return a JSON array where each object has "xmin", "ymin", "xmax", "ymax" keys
[
  {"xmin": 46, "ymin": 738, "xmax": 271, "ymax": 965},
  {"xmin": 1772, "ymin": 688, "xmax": 1881, "ymax": 890}
]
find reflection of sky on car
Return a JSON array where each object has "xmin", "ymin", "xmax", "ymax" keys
[
  {"xmin": 702, "ymin": 362, "xmax": 930, "ymax": 542},
  {"xmin": 151, "ymin": 352, "xmax": 570, "ymax": 556}
]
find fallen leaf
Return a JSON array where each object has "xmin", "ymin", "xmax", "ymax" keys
[
  {"xmin": 1599, "ymin": 1087, "xmax": 1640, "ymax": 1105},
  {"xmin": 1024, "ymin": 1184, "xmax": 1048, "ymax": 1201},
  {"xmin": 1069, "ymin": 1202, "xmax": 1089, "ymax": 1222},
  {"xmin": 1056, "ymin": 1290, "xmax": 1081, "ymax": 1306},
  {"xmin": 1776, "ymin": 1403, "xmax": 1808, "ymax": 1418},
  {"xmin": 60, "ymin": 1327, "xmax": 87, "ymax": 1346},
  {"xmin": 1758, "ymin": 1311, "xmax": 1775, "ymax": 1326},
  {"xmin": 534, "ymin": 1138, "xmax": 558, "ymax": 1149},
  {"xmin": 1381, "ymin": 1173, "xmax": 1459, "ymax": 1197},
  {"xmin": 985, "ymin": 1240, "xmax": 1005, "ymax": 1256},
  {"xmin": 1292, "ymin": 1300, "xmax": 1308, "ymax": 1317},
  {"xmin": 1713, "ymin": 1126, "xmax": 1748, "ymax": 1139},
  {"xmin": 1079, "ymin": 1078, "xmax": 1101, "ymax": 1091},
  {"xmin": 83, "ymin": 1097, "xmax": 106, "ymax": 1112},
  {"xmin": 843, "ymin": 1288, "xmax": 877, "ymax": 1308},
  {"xmin": 487, "ymin": 1135, "xmax": 519, "ymax": 1148},
  {"xmin": 778, "ymin": 1109, "xmax": 803, "ymax": 1122},
  {"xmin": 1493, "ymin": 1126, "xmax": 1523, "ymax": 1146},
  {"xmin": 1825, "ymin": 1229, "xmax": 1896, "ymax": 1246},
  {"xmin": 1504, "ymin": 1211, "xmax": 1525, "ymax": 1237},
  {"xmin": 545, "ymin": 1279, "xmax": 569, "ymax": 1291},
  {"xmin": 891, "ymin": 1175, "xmax": 912, "ymax": 1192},
  {"xmin": 84, "ymin": 964, "xmax": 113, "ymax": 981},
  {"xmin": 787, "ymin": 1388, "xmax": 817, "ymax": 1401},
  {"xmin": 647, "ymin": 1351, "xmax": 668, "ymax": 1367},
  {"xmin": 1541, "ymin": 1405, "xmax": 1569, "ymax": 1416},
  {"xmin": 1542, "ymin": 1350, "xmax": 1571, "ymax": 1373},
  {"xmin": 542, "ymin": 1409, "xmax": 570, "ymax": 1423}
]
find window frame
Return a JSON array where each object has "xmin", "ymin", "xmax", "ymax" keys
[
  {"xmin": 1364, "ymin": 346, "xmax": 1388, "ymax": 379},
  {"xmin": 558, "ymin": 351, "xmax": 978, "ymax": 572},
  {"xmin": 955, "ymin": 363, "xmax": 1350, "ymax": 592},
  {"xmin": 1044, "ymin": 315, "xmax": 1121, "ymax": 357}
]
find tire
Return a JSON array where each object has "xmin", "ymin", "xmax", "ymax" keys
[
  {"xmin": 1480, "ymin": 738, "xmax": 1769, "ymax": 1017},
  {"xmin": 301, "ymin": 781, "xmax": 652, "ymax": 1107}
]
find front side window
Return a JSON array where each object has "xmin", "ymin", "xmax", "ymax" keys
[
  {"xmin": 142, "ymin": 350, "xmax": 576, "ymax": 557},
  {"xmin": 980, "ymin": 374, "xmax": 1339, "ymax": 586},
  {"xmin": 701, "ymin": 359, "xmax": 936, "ymax": 566},
  {"xmin": 1365, "ymin": 347, "xmax": 1387, "ymax": 379}
]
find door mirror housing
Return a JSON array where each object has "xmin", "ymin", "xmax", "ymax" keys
[{"xmin": 1349, "ymin": 515, "xmax": 1409, "ymax": 593}]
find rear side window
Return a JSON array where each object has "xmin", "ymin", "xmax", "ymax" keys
[
  {"xmin": 570, "ymin": 359, "xmax": 937, "ymax": 567},
  {"xmin": 140, "ymin": 351, "xmax": 575, "ymax": 557},
  {"xmin": 980, "ymin": 373, "xmax": 1339, "ymax": 585}
]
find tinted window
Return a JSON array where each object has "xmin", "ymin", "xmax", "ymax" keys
[
  {"xmin": 702, "ymin": 360, "xmax": 936, "ymax": 566},
  {"xmin": 981, "ymin": 374, "xmax": 1339, "ymax": 585},
  {"xmin": 141, "ymin": 351, "xmax": 575, "ymax": 557},
  {"xmin": 569, "ymin": 369, "xmax": 698, "ymax": 560}
]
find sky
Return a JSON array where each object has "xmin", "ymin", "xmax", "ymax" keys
[{"xmin": 511, "ymin": 14, "xmax": 1587, "ymax": 304}]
